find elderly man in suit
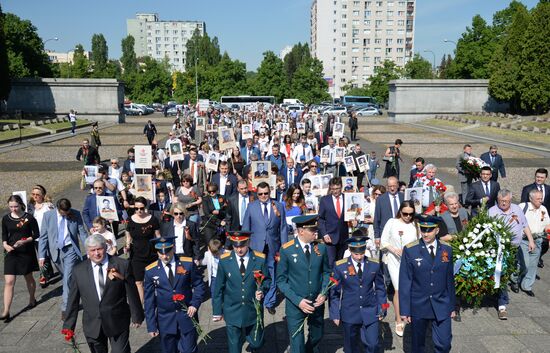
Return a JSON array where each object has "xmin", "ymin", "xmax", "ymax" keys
[
  {"xmin": 373, "ymin": 177, "xmax": 404, "ymax": 247},
  {"xmin": 318, "ymin": 177, "xmax": 349, "ymax": 267},
  {"xmin": 227, "ymin": 180, "xmax": 252, "ymax": 231},
  {"xmin": 212, "ymin": 231, "xmax": 271, "ymax": 353},
  {"xmin": 466, "ymin": 166, "xmax": 500, "ymax": 215},
  {"xmin": 182, "ymin": 149, "xmax": 205, "ymax": 188},
  {"xmin": 521, "ymin": 168, "xmax": 550, "ymax": 268},
  {"xmin": 399, "ymin": 215, "xmax": 456, "ymax": 353},
  {"xmin": 39, "ymin": 198, "xmax": 88, "ymax": 316},
  {"xmin": 211, "ymin": 161, "xmax": 238, "ymax": 197},
  {"xmin": 63, "ymin": 234, "xmax": 144, "ymax": 353},
  {"xmin": 242, "ymin": 181, "xmax": 287, "ymax": 314},
  {"xmin": 455, "ymin": 144, "xmax": 474, "ymax": 204},
  {"xmin": 480, "ymin": 145, "xmax": 506, "ymax": 182},
  {"xmin": 159, "ymin": 202, "xmax": 200, "ymax": 261},
  {"xmin": 82, "ymin": 179, "xmax": 123, "ymax": 233},
  {"xmin": 241, "ymin": 138, "xmax": 261, "ymax": 165},
  {"xmin": 281, "ymin": 157, "xmax": 303, "ymax": 190}
]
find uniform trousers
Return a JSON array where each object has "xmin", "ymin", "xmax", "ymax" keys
[
  {"xmin": 226, "ymin": 322, "xmax": 263, "ymax": 353},
  {"xmin": 411, "ymin": 316, "xmax": 452, "ymax": 353},
  {"xmin": 286, "ymin": 301, "xmax": 325, "ymax": 353},
  {"xmin": 342, "ymin": 320, "xmax": 379, "ymax": 353}
]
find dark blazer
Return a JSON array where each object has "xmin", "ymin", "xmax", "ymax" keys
[
  {"xmin": 281, "ymin": 167, "xmax": 303, "ymax": 187},
  {"xmin": 164, "ymin": 157, "xmax": 183, "ymax": 186},
  {"xmin": 211, "ymin": 173, "xmax": 238, "ymax": 197},
  {"xmin": 159, "ymin": 219, "xmax": 200, "ymax": 260},
  {"xmin": 465, "ymin": 180, "xmax": 500, "ymax": 211},
  {"xmin": 63, "ymin": 256, "xmax": 144, "ymax": 340},
  {"xmin": 242, "ymin": 200, "xmax": 288, "ymax": 254},
  {"xmin": 521, "ymin": 183, "xmax": 550, "ymax": 211},
  {"xmin": 143, "ymin": 123, "xmax": 157, "ymax": 137},
  {"xmin": 76, "ymin": 146, "xmax": 100, "ymax": 165},
  {"xmin": 373, "ymin": 192, "xmax": 404, "ymax": 238},
  {"xmin": 149, "ymin": 201, "xmax": 172, "ymax": 222},
  {"xmin": 181, "ymin": 155, "xmax": 204, "ymax": 171},
  {"xmin": 315, "ymin": 132, "xmax": 328, "ymax": 148},
  {"xmin": 318, "ymin": 195, "xmax": 348, "ymax": 245},
  {"xmin": 122, "ymin": 158, "xmax": 134, "ymax": 174},
  {"xmin": 240, "ymin": 146, "xmax": 261, "ymax": 164},
  {"xmin": 202, "ymin": 194, "xmax": 231, "ymax": 230},
  {"xmin": 480, "ymin": 152, "xmax": 506, "ymax": 181},
  {"xmin": 82, "ymin": 193, "xmax": 123, "ymax": 230},
  {"xmin": 226, "ymin": 193, "xmax": 250, "ymax": 231},
  {"xmin": 409, "ymin": 167, "xmax": 423, "ymax": 188}
]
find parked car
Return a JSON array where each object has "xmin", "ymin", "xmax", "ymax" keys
[
  {"xmin": 124, "ymin": 107, "xmax": 141, "ymax": 116},
  {"xmin": 355, "ymin": 106, "xmax": 381, "ymax": 117},
  {"xmin": 323, "ymin": 106, "xmax": 348, "ymax": 117},
  {"xmin": 287, "ymin": 104, "xmax": 305, "ymax": 115},
  {"xmin": 151, "ymin": 103, "xmax": 164, "ymax": 112}
]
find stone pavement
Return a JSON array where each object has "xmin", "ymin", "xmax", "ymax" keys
[{"xmin": 1, "ymin": 115, "xmax": 549, "ymax": 352}]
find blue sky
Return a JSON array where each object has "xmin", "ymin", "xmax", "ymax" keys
[{"xmin": 3, "ymin": 0, "xmax": 540, "ymax": 70}]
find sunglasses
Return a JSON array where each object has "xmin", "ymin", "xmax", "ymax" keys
[
  {"xmin": 111, "ymin": 162, "xmax": 118, "ymax": 165},
  {"xmin": 402, "ymin": 212, "xmax": 414, "ymax": 216},
  {"xmin": 94, "ymin": 187, "xmax": 104, "ymax": 190},
  {"xmin": 208, "ymin": 190, "xmax": 216, "ymax": 193},
  {"xmin": 135, "ymin": 207, "xmax": 145, "ymax": 211},
  {"xmin": 173, "ymin": 212, "xmax": 184, "ymax": 216},
  {"xmin": 257, "ymin": 192, "xmax": 269, "ymax": 196},
  {"xmin": 310, "ymin": 165, "xmax": 317, "ymax": 168}
]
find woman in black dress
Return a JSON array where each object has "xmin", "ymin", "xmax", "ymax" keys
[
  {"xmin": 124, "ymin": 196, "xmax": 160, "ymax": 303},
  {"xmin": 1, "ymin": 195, "xmax": 39, "ymax": 322},
  {"xmin": 383, "ymin": 138, "xmax": 403, "ymax": 179}
]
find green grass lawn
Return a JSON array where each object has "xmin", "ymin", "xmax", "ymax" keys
[
  {"xmin": 0, "ymin": 127, "xmax": 46, "ymax": 142},
  {"xmin": 42, "ymin": 119, "xmax": 89, "ymax": 131},
  {"xmin": 0, "ymin": 119, "xmax": 33, "ymax": 124},
  {"xmin": 423, "ymin": 119, "xmax": 469, "ymax": 128}
]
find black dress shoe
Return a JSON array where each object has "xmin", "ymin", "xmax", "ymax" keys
[
  {"xmin": 536, "ymin": 275, "xmax": 540, "ymax": 280},
  {"xmin": 0, "ymin": 313, "xmax": 10, "ymax": 323},
  {"xmin": 522, "ymin": 289, "xmax": 535, "ymax": 297},
  {"xmin": 453, "ymin": 312, "xmax": 462, "ymax": 322},
  {"xmin": 538, "ymin": 259, "xmax": 544, "ymax": 268},
  {"xmin": 510, "ymin": 283, "xmax": 519, "ymax": 293},
  {"xmin": 267, "ymin": 307, "xmax": 276, "ymax": 315}
]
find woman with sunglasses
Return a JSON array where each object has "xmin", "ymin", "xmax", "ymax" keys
[
  {"xmin": 202, "ymin": 184, "xmax": 229, "ymax": 245},
  {"xmin": 159, "ymin": 203, "xmax": 200, "ymax": 261},
  {"xmin": 380, "ymin": 200, "xmax": 418, "ymax": 337},
  {"xmin": 302, "ymin": 161, "xmax": 319, "ymax": 180},
  {"xmin": 124, "ymin": 196, "xmax": 160, "ymax": 303},
  {"xmin": 27, "ymin": 185, "xmax": 55, "ymax": 287},
  {"xmin": 175, "ymin": 174, "xmax": 202, "ymax": 224},
  {"xmin": 1, "ymin": 195, "xmax": 40, "ymax": 322}
]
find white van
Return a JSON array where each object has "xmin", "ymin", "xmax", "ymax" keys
[{"xmin": 283, "ymin": 98, "xmax": 304, "ymax": 105}]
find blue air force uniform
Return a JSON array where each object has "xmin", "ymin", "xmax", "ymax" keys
[
  {"xmin": 276, "ymin": 215, "xmax": 330, "ymax": 353},
  {"xmin": 212, "ymin": 232, "xmax": 272, "ymax": 353},
  {"xmin": 329, "ymin": 236, "xmax": 387, "ymax": 353},
  {"xmin": 399, "ymin": 216, "xmax": 456, "ymax": 353},
  {"xmin": 144, "ymin": 236, "xmax": 207, "ymax": 353}
]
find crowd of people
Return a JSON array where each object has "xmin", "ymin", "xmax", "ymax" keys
[{"xmin": 1, "ymin": 103, "xmax": 549, "ymax": 353}]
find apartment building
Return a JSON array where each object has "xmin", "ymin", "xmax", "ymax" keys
[
  {"xmin": 127, "ymin": 13, "xmax": 205, "ymax": 72},
  {"xmin": 311, "ymin": 0, "xmax": 416, "ymax": 97}
]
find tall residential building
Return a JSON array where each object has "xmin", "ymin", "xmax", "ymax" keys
[
  {"xmin": 127, "ymin": 13, "xmax": 205, "ymax": 72},
  {"xmin": 46, "ymin": 49, "xmax": 90, "ymax": 64},
  {"xmin": 311, "ymin": 0, "xmax": 416, "ymax": 98}
]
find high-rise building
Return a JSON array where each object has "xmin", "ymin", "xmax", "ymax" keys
[
  {"xmin": 311, "ymin": 0, "xmax": 416, "ymax": 98},
  {"xmin": 127, "ymin": 13, "xmax": 205, "ymax": 72}
]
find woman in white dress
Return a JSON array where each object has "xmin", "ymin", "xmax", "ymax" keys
[{"xmin": 380, "ymin": 200, "xmax": 418, "ymax": 337}]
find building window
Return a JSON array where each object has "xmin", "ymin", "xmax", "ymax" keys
[
  {"xmin": 352, "ymin": 47, "xmax": 359, "ymax": 53},
  {"xmin": 353, "ymin": 20, "xmax": 359, "ymax": 25},
  {"xmin": 398, "ymin": 11, "xmax": 405, "ymax": 16},
  {"xmin": 376, "ymin": 10, "xmax": 383, "ymax": 16},
  {"xmin": 398, "ymin": 20, "xmax": 405, "ymax": 26},
  {"xmin": 341, "ymin": 69, "xmax": 346, "ymax": 74},
  {"xmin": 341, "ymin": 51, "xmax": 347, "ymax": 55},
  {"xmin": 352, "ymin": 38, "xmax": 359, "ymax": 44},
  {"xmin": 353, "ymin": 10, "xmax": 360, "ymax": 16},
  {"xmin": 388, "ymin": 1, "xmax": 395, "ymax": 6},
  {"xmin": 386, "ymin": 48, "xmax": 392, "ymax": 54},
  {"xmin": 397, "ymin": 48, "xmax": 404, "ymax": 52},
  {"xmin": 387, "ymin": 11, "xmax": 394, "ymax": 17},
  {"xmin": 375, "ymin": 20, "xmax": 382, "ymax": 27},
  {"xmin": 375, "ymin": 48, "xmax": 382, "ymax": 53},
  {"xmin": 341, "ymin": 78, "xmax": 346, "ymax": 83},
  {"xmin": 365, "ymin": 2, "xmax": 371, "ymax": 7},
  {"xmin": 364, "ymin": 20, "xmax": 371, "ymax": 25},
  {"xmin": 387, "ymin": 20, "xmax": 394, "ymax": 26},
  {"xmin": 387, "ymin": 29, "xmax": 394, "ymax": 35},
  {"xmin": 375, "ymin": 38, "xmax": 382, "ymax": 44},
  {"xmin": 397, "ymin": 38, "xmax": 404, "ymax": 44},
  {"xmin": 364, "ymin": 10, "xmax": 371, "ymax": 16},
  {"xmin": 363, "ymin": 38, "xmax": 370, "ymax": 45},
  {"xmin": 386, "ymin": 38, "xmax": 393, "ymax": 45},
  {"xmin": 376, "ymin": 1, "xmax": 383, "ymax": 7}
]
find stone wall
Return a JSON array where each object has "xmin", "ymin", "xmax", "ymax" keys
[
  {"xmin": 388, "ymin": 79, "xmax": 509, "ymax": 122},
  {"xmin": 6, "ymin": 78, "xmax": 125, "ymax": 123}
]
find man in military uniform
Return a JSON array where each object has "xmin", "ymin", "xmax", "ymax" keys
[
  {"xmin": 329, "ymin": 235, "xmax": 388, "ymax": 353},
  {"xmin": 144, "ymin": 236, "xmax": 206, "ymax": 353},
  {"xmin": 399, "ymin": 215, "xmax": 456, "ymax": 353},
  {"xmin": 212, "ymin": 231, "xmax": 271, "ymax": 353},
  {"xmin": 276, "ymin": 215, "xmax": 331, "ymax": 353}
]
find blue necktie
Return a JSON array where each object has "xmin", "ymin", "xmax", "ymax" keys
[
  {"xmin": 392, "ymin": 195, "xmax": 399, "ymax": 218},
  {"xmin": 263, "ymin": 203, "xmax": 269, "ymax": 223},
  {"xmin": 57, "ymin": 215, "xmax": 66, "ymax": 249},
  {"xmin": 240, "ymin": 197, "xmax": 246, "ymax": 225}
]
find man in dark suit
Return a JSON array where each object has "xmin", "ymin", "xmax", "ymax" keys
[
  {"xmin": 39, "ymin": 198, "xmax": 88, "ymax": 315},
  {"xmin": 373, "ymin": 176, "xmax": 404, "ymax": 246},
  {"xmin": 82, "ymin": 179, "xmax": 122, "ymax": 232},
  {"xmin": 164, "ymin": 153, "xmax": 183, "ymax": 188},
  {"xmin": 63, "ymin": 234, "xmax": 144, "ymax": 353},
  {"xmin": 318, "ymin": 177, "xmax": 349, "ymax": 267},
  {"xmin": 149, "ymin": 190, "xmax": 171, "ymax": 222},
  {"xmin": 408, "ymin": 157, "xmax": 425, "ymax": 188},
  {"xmin": 143, "ymin": 120, "xmax": 157, "ymax": 145},
  {"xmin": 181, "ymin": 149, "xmax": 205, "ymax": 187},
  {"xmin": 480, "ymin": 145, "xmax": 506, "ymax": 182},
  {"xmin": 466, "ymin": 166, "xmax": 500, "ymax": 215},
  {"xmin": 399, "ymin": 215, "xmax": 456, "ymax": 353},
  {"xmin": 241, "ymin": 138, "xmax": 261, "ymax": 165},
  {"xmin": 76, "ymin": 138, "xmax": 101, "ymax": 165},
  {"xmin": 121, "ymin": 148, "xmax": 136, "ymax": 179},
  {"xmin": 159, "ymin": 202, "xmax": 200, "ymax": 261},
  {"xmin": 211, "ymin": 161, "xmax": 238, "ymax": 197},
  {"xmin": 315, "ymin": 126, "xmax": 328, "ymax": 149},
  {"xmin": 227, "ymin": 180, "xmax": 251, "ymax": 231},
  {"xmin": 242, "ymin": 182, "xmax": 287, "ymax": 313},
  {"xmin": 281, "ymin": 157, "xmax": 303, "ymax": 189},
  {"xmin": 521, "ymin": 168, "xmax": 550, "ymax": 267},
  {"xmin": 455, "ymin": 144, "xmax": 474, "ymax": 204}
]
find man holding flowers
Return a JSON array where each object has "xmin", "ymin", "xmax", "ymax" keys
[{"xmin": 212, "ymin": 231, "xmax": 271, "ymax": 353}]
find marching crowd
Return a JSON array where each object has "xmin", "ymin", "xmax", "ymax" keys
[{"xmin": 2, "ymin": 104, "xmax": 550, "ymax": 353}]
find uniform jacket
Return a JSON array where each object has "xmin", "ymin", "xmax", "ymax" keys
[
  {"xmin": 276, "ymin": 239, "xmax": 330, "ymax": 308},
  {"xmin": 329, "ymin": 256, "xmax": 387, "ymax": 325},
  {"xmin": 144, "ymin": 256, "xmax": 206, "ymax": 335},
  {"xmin": 63, "ymin": 256, "xmax": 144, "ymax": 339},
  {"xmin": 212, "ymin": 250, "xmax": 271, "ymax": 327},
  {"xmin": 39, "ymin": 208, "xmax": 88, "ymax": 263},
  {"xmin": 399, "ymin": 239, "xmax": 456, "ymax": 321},
  {"xmin": 242, "ymin": 200, "xmax": 288, "ymax": 253}
]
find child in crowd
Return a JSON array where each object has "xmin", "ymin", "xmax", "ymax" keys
[
  {"xmin": 201, "ymin": 238, "xmax": 225, "ymax": 297},
  {"xmin": 92, "ymin": 216, "xmax": 118, "ymax": 256}
]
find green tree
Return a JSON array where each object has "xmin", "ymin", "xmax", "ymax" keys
[
  {"xmin": 283, "ymin": 43, "xmax": 311, "ymax": 83},
  {"xmin": 447, "ymin": 15, "xmax": 498, "ymax": 79},
  {"xmin": 207, "ymin": 53, "xmax": 248, "ymax": 100},
  {"xmin": 518, "ymin": 0, "xmax": 550, "ymax": 113},
  {"xmin": 130, "ymin": 56, "xmax": 172, "ymax": 103},
  {"xmin": 121, "ymin": 35, "xmax": 137, "ymax": 74},
  {"xmin": 253, "ymin": 51, "xmax": 288, "ymax": 102},
  {"xmin": 488, "ymin": 3, "xmax": 530, "ymax": 112},
  {"xmin": 492, "ymin": 0, "xmax": 528, "ymax": 40},
  {"xmin": 3, "ymin": 12, "xmax": 51, "ymax": 78},
  {"xmin": 367, "ymin": 60, "xmax": 402, "ymax": 104},
  {"xmin": 404, "ymin": 53, "xmax": 434, "ymax": 79},
  {"xmin": 438, "ymin": 54, "xmax": 453, "ymax": 79},
  {"xmin": 290, "ymin": 57, "xmax": 331, "ymax": 104},
  {"xmin": 71, "ymin": 44, "xmax": 89, "ymax": 78},
  {"xmin": 185, "ymin": 28, "xmax": 221, "ymax": 71},
  {"xmin": 0, "ymin": 5, "xmax": 11, "ymax": 102},
  {"xmin": 91, "ymin": 33, "xmax": 108, "ymax": 77}
]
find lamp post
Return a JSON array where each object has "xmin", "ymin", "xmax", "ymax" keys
[
  {"xmin": 43, "ymin": 37, "xmax": 59, "ymax": 46},
  {"xmin": 443, "ymin": 39, "xmax": 457, "ymax": 45},
  {"xmin": 195, "ymin": 56, "xmax": 199, "ymax": 105},
  {"xmin": 423, "ymin": 49, "xmax": 436, "ymax": 71}
]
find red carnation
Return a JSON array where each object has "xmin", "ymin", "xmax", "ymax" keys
[
  {"xmin": 381, "ymin": 303, "xmax": 390, "ymax": 310},
  {"xmin": 427, "ymin": 180, "xmax": 436, "ymax": 187},
  {"xmin": 61, "ymin": 328, "xmax": 75, "ymax": 342},
  {"xmin": 329, "ymin": 277, "xmax": 339, "ymax": 286},
  {"xmin": 172, "ymin": 293, "xmax": 185, "ymax": 302}
]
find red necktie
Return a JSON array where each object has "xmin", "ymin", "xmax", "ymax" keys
[
  {"xmin": 336, "ymin": 196, "xmax": 341, "ymax": 218},
  {"xmin": 190, "ymin": 161, "xmax": 195, "ymax": 182}
]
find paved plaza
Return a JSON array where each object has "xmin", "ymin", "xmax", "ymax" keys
[{"xmin": 0, "ymin": 115, "xmax": 549, "ymax": 352}]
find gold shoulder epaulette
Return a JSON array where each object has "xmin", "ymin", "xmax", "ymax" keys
[
  {"xmin": 282, "ymin": 239, "xmax": 295, "ymax": 249},
  {"xmin": 406, "ymin": 240, "xmax": 419, "ymax": 248},
  {"xmin": 335, "ymin": 258, "xmax": 347, "ymax": 266},
  {"xmin": 179, "ymin": 256, "xmax": 192, "ymax": 262},
  {"xmin": 254, "ymin": 251, "xmax": 265, "ymax": 259},
  {"xmin": 368, "ymin": 257, "xmax": 379, "ymax": 263},
  {"xmin": 220, "ymin": 252, "xmax": 231, "ymax": 259},
  {"xmin": 145, "ymin": 261, "xmax": 157, "ymax": 271}
]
